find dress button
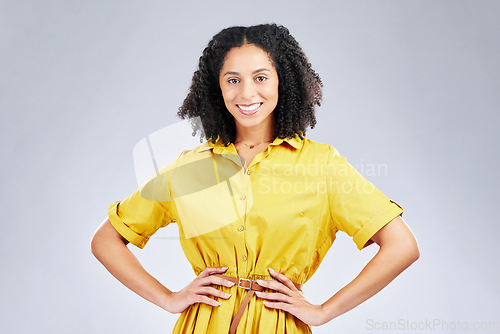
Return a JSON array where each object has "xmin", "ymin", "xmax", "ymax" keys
[
  {"xmin": 237, "ymin": 225, "xmax": 244, "ymax": 232},
  {"xmin": 242, "ymin": 255, "xmax": 247, "ymax": 262},
  {"xmin": 240, "ymin": 194, "xmax": 246, "ymax": 200},
  {"xmin": 247, "ymin": 169, "xmax": 252, "ymax": 175}
]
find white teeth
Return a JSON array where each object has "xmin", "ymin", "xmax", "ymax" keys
[{"xmin": 238, "ymin": 103, "xmax": 261, "ymax": 111}]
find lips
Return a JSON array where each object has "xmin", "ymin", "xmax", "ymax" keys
[{"xmin": 237, "ymin": 103, "xmax": 262, "ymax": 115}]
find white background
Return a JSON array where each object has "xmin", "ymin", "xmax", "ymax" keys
[{"xmin": 1, "ymin": 0, "xmax": 498, "ymax": 333}]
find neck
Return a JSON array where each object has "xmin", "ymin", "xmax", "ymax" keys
[{"xmin": 235, "ymin": 117, "xmax": 276, "ymax": 144}]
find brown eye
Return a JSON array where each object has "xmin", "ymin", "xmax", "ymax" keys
[
  {"xmin": 256, "ymin": 76, "xmax": 267, "ymax": 82},
  {"xmin": 228, "ymin": 78, "xmax": 239, "ymax": 84}
]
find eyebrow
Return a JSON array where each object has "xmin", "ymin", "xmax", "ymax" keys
[{"xmin": 222, "ymin": 68, "xmax": 271, "ymax": 77}]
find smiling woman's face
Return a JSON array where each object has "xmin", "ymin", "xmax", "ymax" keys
[{"xmin": 219, "ymin": 43, "xmax": 279, "ymax": 136}]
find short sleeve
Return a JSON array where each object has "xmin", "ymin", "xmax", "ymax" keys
[
  {"xmin": 108, "ymin": 171, "xmax": 177, "ymax": 249},
  {"xmin": 327, "ymin": 146, "xmax": 404, "ymax": 250}
]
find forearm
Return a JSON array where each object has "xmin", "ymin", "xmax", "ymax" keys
[
  {"xmin": 321, "ymin": 242, "xmax": 418, "ymax": 323},
  {"xmin": 91, "ymin": 219, "xmax": 173, "ymax": 310}
]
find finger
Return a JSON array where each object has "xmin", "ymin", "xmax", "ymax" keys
[
  {"xmin": 255, "ymin": 291, "xmax": 290, "ymax": 303},
  {"xmin": 196, "ymin": 295, "xmax": 222, "ymax": 307},
  {"xmin": 198, "ymin": 266, "xmax": 229, "ymax": 278},
  {"xmin": 198, "ymin": 286, "xmax": 232, "ymax": 300},
  {"xmin": 202, "ymin": 275, "xmax": 235, "ymax": 288},
  {"xmin": 267, "ymin": 268, "xmax": 298, "ymax": 292},
  {"xmin": 256, "ymin": 279, "xmax": 292, "ymax": 296},
  {"xmin": 263, "ymin": 301, "xmax": 291, "ymax": 313}
]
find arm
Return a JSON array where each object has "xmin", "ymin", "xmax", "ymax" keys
[
  {"xmin": 91, "ymin": 218, "xmax": 234, "ymax": 313},
  {"xmin": 319, "ymin": 215, "xmax": 420, "ymax": 324},
  {"xmin": 255, "ymin": 215, "xmax": 420, "ymax": 326},
  {"xmin": 91, "ymin": 218, "xmax": 174, "ymax": 310}
]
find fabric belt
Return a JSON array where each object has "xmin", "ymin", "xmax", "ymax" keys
[{"xmin": 212, "ymin": 274, "xmax": 303, "ymax": 334}]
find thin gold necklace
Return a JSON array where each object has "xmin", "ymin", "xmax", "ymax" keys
[{"xmin": 235, "ymin": 139, "xmax": 273, "ymax": 149}]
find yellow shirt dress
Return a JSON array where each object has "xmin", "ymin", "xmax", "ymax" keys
[{"xmin": 108, "ymin": 134, "xmax": 404, "ymax": 333}]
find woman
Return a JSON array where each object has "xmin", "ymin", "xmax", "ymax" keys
[{"xmin": 91, "ymin": 24, "xmax": 419, "ymax": 333}]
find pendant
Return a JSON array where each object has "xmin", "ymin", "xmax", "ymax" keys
[{"xmin": 249, "ymin": 145, "xmax": 255, "ymax": 149}]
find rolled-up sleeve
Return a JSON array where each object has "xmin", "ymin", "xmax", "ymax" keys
[
  {"xmin": 108, "ymin": 170, "xmax": 177, "ymax": 249},
  {"xmin": 327, "ymin": 147, "xmax": 404, "ymax": 250}
]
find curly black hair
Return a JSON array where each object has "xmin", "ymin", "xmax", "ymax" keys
[{"xmin": 177, "ymin": 24, "xmax": 323, "ymax": 146}]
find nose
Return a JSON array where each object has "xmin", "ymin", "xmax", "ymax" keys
[{"xmin": 240, "ymin": 80, "xmax": 256, "ymax": 101}]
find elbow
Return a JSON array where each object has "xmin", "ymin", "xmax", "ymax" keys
[
  {"xmin": 90, "ymin": 230, "xmax": 102, "ymax": 258},
  {"xmin": 409, "ymin": 243, "xmax": 420, "ymax": 265},
  {"xmin": 412, "ymin": 241, "xmax": 420, "ymax": 262},
  {"xmin": 383, "ymin": 237, "xmax": 420, "ymax": 268},
  {"xmin": 405, "ymin": 237, "xmax": 420, "ymax": 267}
]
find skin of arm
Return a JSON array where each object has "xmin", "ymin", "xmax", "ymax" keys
[
  {"xmin": 92, "ymin": 214, "xmax": 418, "ymax": 324},
  {"xmin": 255, "ymin": 215, "xmax": 420, "ymax": 326},
  {"xmin": 318, "ymin": 215, "xmax": 420, "ymax": 324},
  {"xmin": 91, "ymin": 218, "xmax": 174, "ymax": 310},
  {"xmin": 90, "ymin": 218, "xmax": 234, "ymax": 314}
]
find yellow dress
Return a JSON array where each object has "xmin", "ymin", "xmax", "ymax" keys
[{"xmin": 108, "ymin": 134, "xmax": 403, "ymax": 333}]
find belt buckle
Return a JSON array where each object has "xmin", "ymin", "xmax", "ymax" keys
[{"xmin": 238, "ymin": 278, "xmax": 253, "ymax": 290}]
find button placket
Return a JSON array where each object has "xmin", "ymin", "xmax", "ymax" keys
[{"xmin": 240, "ymin": 166, "xmax": 251, "ymax": 273}]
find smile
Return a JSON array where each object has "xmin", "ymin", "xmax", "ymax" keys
[{"xmin": 237, "ymin": 103, "xmax": 262, "ymax": 115}]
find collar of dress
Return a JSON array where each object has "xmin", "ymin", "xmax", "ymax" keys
[{"xmin": 195, "ymin": 133, "xmax": 304, "ymax": 155}]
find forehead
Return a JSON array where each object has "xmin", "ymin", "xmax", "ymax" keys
[{"xmin": 221, "ymin": 44, "xmax": 274, "ymax": 71}]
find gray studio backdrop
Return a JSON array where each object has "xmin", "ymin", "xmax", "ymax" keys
[{"xmin": 1, "ymin": 0, "xmax": 499, "ymax": 333}]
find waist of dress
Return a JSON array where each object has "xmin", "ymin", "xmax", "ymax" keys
[
  {"xmin": 210, "ymin": 273, "xmax": 303, "ymax": 334},
  {"xmin": 211, "ymin": 273, "xmax": 303, "ymax": 292},
  {"xmin": 194, "ymin": 268, "xmax": 303, "ymax": 282}
]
